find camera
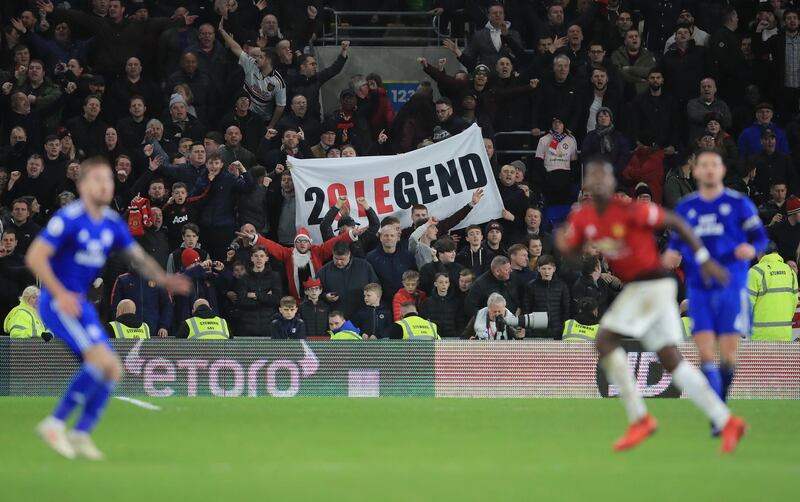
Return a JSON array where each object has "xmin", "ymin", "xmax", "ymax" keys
[{"xmin": 505, "ymin": 312, "xmax": 549, "ymax": 330}]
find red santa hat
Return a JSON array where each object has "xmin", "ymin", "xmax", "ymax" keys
[{"xmin": 294, "ymin": 227, "xmax": 313, "ymax": 243}]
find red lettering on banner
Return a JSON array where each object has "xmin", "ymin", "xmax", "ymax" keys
[
  {"xmin": 374, "ymin": 176, "xmax": 394, "ymax": 214},
  {"xmin": 354, "ymin": 180, "xmax": 366, "ymax": 217},
  {"xmin": 327, "ymin": 183, "xmax": 347, "ymax": 206}
]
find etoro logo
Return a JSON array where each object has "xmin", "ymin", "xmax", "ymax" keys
[{"xmin": 124, "ymin": 340, "xmax": 319, "ymax": 398}]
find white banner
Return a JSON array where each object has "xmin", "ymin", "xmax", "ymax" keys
[{"xmin": 289, "ymin": 124, "xmax": 504, "ymax": 242}]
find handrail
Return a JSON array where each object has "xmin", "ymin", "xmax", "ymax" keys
[{"xmin": 320, "ymin": 7, "xmax": 445, "ymax": 46}]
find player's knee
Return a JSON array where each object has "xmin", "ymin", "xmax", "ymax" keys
[
  {"xmin": 595, "ymin": 331, "xmax": 618, "ymax": 356},
  {"xmin": 657, "ymin": 345, "xmax": 681, "ymax": 372}
]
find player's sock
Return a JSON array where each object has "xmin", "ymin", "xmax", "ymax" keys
[
  {"xmin": 52, "ymin": 363, "xmax": 104, "ymax": 422},
  {"xmin": 720, "ymin": 364, "xmax": 735, "ymax": 402},
  {"xmin": 602, "ymin": 347, "xmax": 647, "ymax": 423},
  {"xmin": 671, "ymin": 361, "xmax": 730, "ymax": 430},
  {"xmin": 700, "ymin": 361, "xmax": 723, "ymax": 399},
  {"xmin": 74, "ymin": 380, "xmax": 115, "ymax": 433}
]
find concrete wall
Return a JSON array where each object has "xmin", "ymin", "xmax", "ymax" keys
[{"xmin": 313, "ymin": 45, "xmax": 468, "ymax": 116}]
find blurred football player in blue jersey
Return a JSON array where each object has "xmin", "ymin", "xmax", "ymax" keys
[
  {"xmin": 664, "ymin": 149, "xmax": 768, "ymax": 434},
  {"xmin": 25, "ymin": 158, "xmax": 190, "ymax": 460}
]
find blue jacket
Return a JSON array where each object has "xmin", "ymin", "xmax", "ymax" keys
[
  {"xmin": 366, "ymin": 245, "xmax": 416, "ymax": 295},
  {"xmin": 737, "ymin": 122, "xmax": 790, "ymax": 159},
  {"xmin": 110, "ymin": 272, "xmax": 173, "ymax": 334},
  {"xmin": 191, "ymin": 168, "xmax": 255, "ymax": 228},
  {"xmin": 352, "ymin": 304, "xmax": 392, "ymax": 339}
]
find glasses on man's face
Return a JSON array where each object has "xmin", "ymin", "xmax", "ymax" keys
[{"xmin": 590, "ymin": 49, "xmax": 604, "ymax": 54}]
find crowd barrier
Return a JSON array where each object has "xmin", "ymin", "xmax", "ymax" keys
[{"xmin": 1, "ymin": 338, "xmax": 798, "ymax": 399}]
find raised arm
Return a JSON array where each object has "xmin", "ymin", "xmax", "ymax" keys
[{"xmin": 218, "ymin": 18, "xmax": 243, "ymax": 58}]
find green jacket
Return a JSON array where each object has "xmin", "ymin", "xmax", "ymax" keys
[
  {"xmin": 748, "ymin": 254, "xmax": 798, "ymax": 341},
  {"xmin": 610, "ymin": 47, "xmax": 658, "ymax": 96}
]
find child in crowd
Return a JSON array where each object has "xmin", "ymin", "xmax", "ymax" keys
[
  {"xmin": 166, "ymin": 223, "xmax": 209, "ymax": 274},
  {"xmin": 392, "ymin": 270, "xmax": 427, "ymax": 321},
  {"xmin": 456, "ymin": 224, "xmax": 494, "ymax": 276},
  {"xmin": 161, "ymin": 182, "xmax": 209, "ymax": 250},
  {"xmin": 352, "ymin": 283, "xmax": 391, "ymax": 339},
  {"xmin": 298, "ymin": 278, "xmax": 330, "ymax": 337},
  {"xmin": 268, "ymin": 296, "xmax": 306, "ymax": 339},
  {"xmin": 420, "ymin": 273, "xmax": 463, "ymax": 338}
]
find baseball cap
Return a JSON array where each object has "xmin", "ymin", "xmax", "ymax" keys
[
  {"xmin": 755, "ymin": 102, "xmax": 774, "ymax": 112},
  {"xmin": 340, "ymin": 88, "xmax": 356, "ymax": 99},
  {"xmin": 337, "ymin": 216, "xmax": 359, "ymax": 230},
  {"xmin": 761, "ymin": 128, "xmax": 777, "ymax": 139}
]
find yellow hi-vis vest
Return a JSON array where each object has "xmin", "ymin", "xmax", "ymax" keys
[
  {"xmin": 185, "ymin": 316, "xmax": 230, "ymax": 340},
  {"xmin": 680, "ymin": 316, "xmax": 694, "ymax": 341},
  {"xmin": 748, "ymin": 253, "xmax": 798, "ymax": 341},
  {"xmin": 109, "ymin": 320, "xmax": 151, "ymax": 339},
  {"xmin": 328, "ymin": 329, "xmax": 363, "ymax": 340},
  {"xmin": 396, "ymin": 315, "xmax": 440, "ymax": 340},
  {"xmin": 3, "ymin": 300, "xmax": 46, "ymax": 338},
  {"xmin": 562, "ymin": 319, "xmax": 599, "ymax": 341}
]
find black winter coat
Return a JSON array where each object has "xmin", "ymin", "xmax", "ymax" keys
[
  {"xmin": 235, "ymin": 269, "xmax": 283, "ymax": 336},
  {"xmin": 420, "ymin": 292, "xmax": 463, "ymax": 339},
  {"xmin": 299, "ymin": 299, "xmax": 330, "ymax": 338},
  {"xmin": 525, "ymin": 277, "xmax": 571, "ymax": 339},
  {"xmin": 464, "ymin": 271, "xmax": 525, "ymax": 318}
]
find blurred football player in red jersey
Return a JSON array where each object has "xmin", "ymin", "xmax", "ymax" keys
[{"xmin": 556, "ymin": 159, "xmax": 747, "ymax": 453}]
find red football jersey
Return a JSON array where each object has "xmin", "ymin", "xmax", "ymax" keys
[{"xmin": 564, "ymin": 198, "xmax": 664, "ymax": 283}]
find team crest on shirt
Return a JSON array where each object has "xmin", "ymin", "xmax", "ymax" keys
[
  {"xmin": 267, "ymin": 83, "xmax": 275, "ymax": 92},
  {"xmin": 593, "ymin": 237, "xmax": 626, "ymax": 258},
  {"xmin": 719, "ymin": 203, "xmax": 731, "ymax": 215},
  {"xmin": 611, "ymin": 223, "xmax": 626, "ymax": 238}
]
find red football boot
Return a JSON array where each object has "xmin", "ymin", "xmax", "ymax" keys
[
  {"xmin": 613, "ymin": 414, "xmax": 658, "ymax": 452},
  {"xmin": 720, "ymin": 416, "xmax": 747, "ymax": 454}
]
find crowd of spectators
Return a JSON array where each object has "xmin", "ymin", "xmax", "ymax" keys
[{"xmin": 1, "ymin": 0, "xmax": 800, "ymax": 340}]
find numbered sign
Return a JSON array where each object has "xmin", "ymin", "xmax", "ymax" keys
[{"xmin": 384, "ymin": 81, "xmax": 419, "ymax": 112}]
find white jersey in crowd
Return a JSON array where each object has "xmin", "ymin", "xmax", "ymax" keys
[{"xmin": 237, "ymin": 52, "xmax": 287, "ymax": 120}]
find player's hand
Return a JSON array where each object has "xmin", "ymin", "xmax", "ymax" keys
[
  {"xmin": 157, "ymin": 328, "xmax": 168, "ymax": 338},
  {"xmin": 734, "ymin": 243, "xmax": 756, "ymax": 261},
  {"xmin": 162, "ymin": 274, "xmax": 192, "ymax": 295},
  {"xmin": 661, "ymin": 249, "xmax": 682, "ymax": 269},
  {"xmin": 700, "ymin": 259, "xmax": 729, "ymax": 286},
  {"xmin": 55, "ymin": 290, "xmax": 82, "ymax": 318}
]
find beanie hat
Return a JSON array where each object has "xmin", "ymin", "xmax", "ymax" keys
[
  {"xmin": 181, "ymin": 248, "xmax": 201, "ymax": 268},
  {"xmin": 294, "ymin": 227, "xmax": 313, "ymax": 243},
  {"xmin": 169, "ymin": 93, "xmax": 187, "ymax": 108},
  {"xmin": 596, "ymin": 106, "xmax": 614, "ymax": 123}
]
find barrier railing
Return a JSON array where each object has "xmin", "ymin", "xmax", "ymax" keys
[
  {"xmin": 319, "ymin": 8, "xmax": 451, "ymax": 46},
  {"xmin": 2, "ymin": 338, "xmax": 798, "ymax": 399}
]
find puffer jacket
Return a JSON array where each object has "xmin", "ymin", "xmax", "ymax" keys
[
  {"xmin": 525, "ymin": 277, "xmax": 571, "ymax": 339},
  {"xmin": 420, "ymin": 292, "xmax": 463, "ymax": 339},
  {"xmin": 235, "ymin": 268, "xmax": 283, "ymax": 336},
  {"xmin": 351, "ymin": 304, "xmax": 393, "ymax": 339},
  {"xmin": 299, "ymin": 299, "xmax": 331, "ymax": 338}
]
